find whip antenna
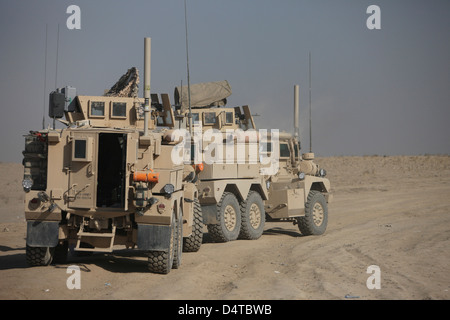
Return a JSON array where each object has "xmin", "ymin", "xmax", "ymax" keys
[
  {"xmin": 53, "ymin": 23, "xmax": 60, "ymax": 129},
  {"xmin": 55, "ymin": 23, "xmax": 60, "ymax": 90},
  {"xmin": 42, "ymin": 24, "xmax": 48, "ymax": 129},
  {"xmin": 184, "ymin": 0, "xmax": 192, "ymax": 135},
  {"xmin": 309, "ymin": 52, "xmax": 312, "ymax": 153}
]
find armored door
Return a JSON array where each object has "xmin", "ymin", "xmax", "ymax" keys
[{"xmin": 68, "ymin": 132, "xmax": 97, "ymax": 209}]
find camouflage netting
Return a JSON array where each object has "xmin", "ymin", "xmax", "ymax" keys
[{"xmin": 105, "ymin": 67, "xmax": 140, "ymax": 98}]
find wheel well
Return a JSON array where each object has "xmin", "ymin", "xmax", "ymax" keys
[
  {"xmin": 250, "ymin": 184, "xmax": 267, "ymax": 200},
  {"xmin": 311, "ymin": 182, "xmax": 327, "ymax": 193},
  {"xmin": 223, "ymin": 183, "xmax": 267, "ymax": 202},
  {"xmin": 224, "ymin": 184, "xmax": 243, "ymax": 202}
]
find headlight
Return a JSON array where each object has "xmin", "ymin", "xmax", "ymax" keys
[
  {"xmin": 265, "ymin": 180, "xmax": 271, "ymax": 190},
  {"xmin": 22, "ymin": 177, "xmax": 33, "ymax": 192},
  {"xmin": 298, "ymin": 172, "xmax": 305, "ymax": 180},
  {"xmin": 163, "ymin": 183, "xmax": 175, "ymax": 196},
  {"xmin": 319, "ymin": 168, "xmax": 327, "ymax": 177}
]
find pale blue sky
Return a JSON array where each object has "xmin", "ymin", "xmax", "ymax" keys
[{"xmin": 1, "ymin": 0, "xmax": 449, "ymax": 162}]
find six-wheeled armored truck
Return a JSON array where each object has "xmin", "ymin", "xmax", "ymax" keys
[
  {"xmin": 22, "ymin": 38, "xmax": 202, "ymax": 274},
  {"xmin": 169, "ymin": 81, "xmax": 331, "ymax": 242}
]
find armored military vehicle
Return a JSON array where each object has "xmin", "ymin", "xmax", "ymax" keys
[
  {"xmin": 22, "ymin": 38, "xmax": 202, "ymax": 274},
  {"xmin": 169, "ymin": 81, "xmax": 331, "ymax": 242}
]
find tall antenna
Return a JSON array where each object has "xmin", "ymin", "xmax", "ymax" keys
[
  {"xmin": 55, "ymin": 23, "xmax": 60, "ymax": 89},
  {"xmin": 309, "ymin": 52, "xmax": 312, "ymax": 153},
  {"xmin": 53, "ymin": 23, "xmax": 60, "ymax": 129},
  {"xmin": 42, "ymin": 24, "xmax": 48, "ymax": 129},
  {"xmin": 184, "ymin": 0, "xmax": 192, "ymax": 135}
]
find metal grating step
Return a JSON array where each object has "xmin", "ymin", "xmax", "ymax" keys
[{"xmin": 75, "ymin": 226, "xmax": 116, "ymax": 253}]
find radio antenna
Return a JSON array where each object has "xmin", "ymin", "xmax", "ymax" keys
[
  {"xmin": 309, "ymin": 52, "xmax": 312, "ymax": 153},
  {"xmin": 42, "ymin": 24, "xmax": 48, "ymax": 129},
  {"xmin": 52, "ymin": 23, "xmax": 60, "ymax": 129},
  {"xmin": 184, "ymin": 0, "xmax": 192, "ymax": 135},
  {"xmin": 55, "ymin": 23, "xmax": 60, "ymax": 89}
]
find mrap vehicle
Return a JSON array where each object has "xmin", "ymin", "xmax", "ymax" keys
[
  {"xmin": 22, "ymin": 38, "xmax": 202, "ymax": 274},
  {"xmin": 169, "ymin": 81, "xmax": 332, "ymax": 242}
]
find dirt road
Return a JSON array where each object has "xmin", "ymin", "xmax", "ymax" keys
[{"xmin": 1, "ymin": 155, "xmax": 449, "ymax": 300}]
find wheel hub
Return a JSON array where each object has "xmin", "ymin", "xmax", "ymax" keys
[
  {"xmin": 224, "ymin": 205, "xmax": 237, "ymax": 231},
  {"xmin": 249, "ymin": 203, "xmax": 261, "ymax": 229},
  {"xmin": 312, "ymin": 202, "xmax": 324, "ymax": 226}
]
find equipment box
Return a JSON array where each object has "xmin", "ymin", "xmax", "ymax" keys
[{"xmin": 201, "ymin": 163, "xmax": 237, "ymax": 179}]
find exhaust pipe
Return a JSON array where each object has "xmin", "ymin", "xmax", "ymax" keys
[
  {"xmin": 144, "ymin": 37, "xmax": 151, "ymax": 136},
  {"xmin": 294, "ymin": 85, "xmax": 299, "ymax": 139}
]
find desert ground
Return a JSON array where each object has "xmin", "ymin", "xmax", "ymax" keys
[{"xmin": 1, "ymin": 155, "xmax": 449, "ymax": 300}]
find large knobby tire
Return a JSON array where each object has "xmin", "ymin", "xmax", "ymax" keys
[
  {"xmin": 207, "ymin": 192, "xmax": 241, "ymax": 242},
  {"xmin": 147, "ymin": 213, "xmax": 176, "ymax": 274},
  {"xmin": 26, "ymin": 246, "xmax": 54, "ymax": 266},
  {"xmin": 239, "ymin": 191, "xmax": 265, "ymax": 240},
  {"xmin": 183, "ymin": 199, "xmax": 203, "ymax": 252},
  {"xmin": 297, "ymin": 190, "xmax": 328, "ymax": 236}
]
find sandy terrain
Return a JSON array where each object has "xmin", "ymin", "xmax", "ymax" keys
[{"xmin": 1, "ymin": 155, "xmax": 449, "ymax": 300}]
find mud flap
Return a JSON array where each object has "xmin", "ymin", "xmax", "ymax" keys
[
  {"xmin": 26, "ymin": 221, "xmax": 59, "ymax": 247},
  {"xmin": 201, "ymin": 204, "xmax": 219, "ymax": 224},
  {"xmin": 137, "ymin": 224, "xmax": 171, "ymax": 251}
]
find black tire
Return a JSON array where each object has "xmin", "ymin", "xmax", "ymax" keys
[
  {"xmin": 239, "ymin": 191, "xmax": 265, "ymax": 240},
  {"xmin": 297, "ymin": 190, "xmax": 328, "ymax": 235},
  {"xmin": 183, "ymin": 199, "xmax": 203, "ymax": 252},
  {"xmin": 53, "ymin": 241, "xmax": 69, "ymax": 264},
  {"xmin": 147, "ymin": 213, "xmax": 176, "ymax": 274},
  {"xmin": 207, "ymin": 192, "xmax": 241, "ymax": 242},
  {"xmin": 26, "ymin": 245, "xmax": 54, "ymax": 266},
  {"xmin": 172, "ymin": 212, "xmax": 183, "ymax": 269}
]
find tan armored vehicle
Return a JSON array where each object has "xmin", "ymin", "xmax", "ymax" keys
[
  {"xmin": 170, "ymin": 81, "xmax": 331, "ymax": 242},
  {"xmin": 22, "ymin": 38, "xmax": 202, "ymax": 274}
]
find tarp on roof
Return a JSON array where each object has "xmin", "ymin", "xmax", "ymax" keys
[{"xmin": 174, "ymin": 80, "xmax": 232, "ymax": 113}]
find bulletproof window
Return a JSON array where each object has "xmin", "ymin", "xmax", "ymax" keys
[
  {"xmin": 225, "ymin": 112, "xmax": 233, "ymax": 125},
  {"xmin": 164, "ymin": 111, "xmax": 173, "ymax": 126},
  {"xmin": 190, "ymin": 143, "xmax": 196, "ymax": 161},
  {"xmin": 204, "ymin": 112, "xmax": 216, "ymax": 125},
  {"xmin": 280, "ymin": 143, "xmax": 290, "ymax": 158},
  {"xmin": 192, "ymin": 113, "xmax": 200, "ymax": 124},
  {"xmin": 90, "ymin": 101, "xmax": 105, "ymax": 117},
  {"xmin": 74, "ymin": 140, "xmax": 86, "ymax": 159},
  {"xmin": 72, "ymin": 137, "xmax": 92, "ymax": 162},
  {"xmin": 294, "ymin": 143, "xmax": 299, "ymax": 158},
  {"xmin": 112, "ymin": 102, "xmax": 127, "ymax": 118}
]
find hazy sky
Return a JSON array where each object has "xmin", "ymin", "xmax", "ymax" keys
[{"xmin": 1, "ymin": 0, "xmax": 449, "ymax": 162}]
